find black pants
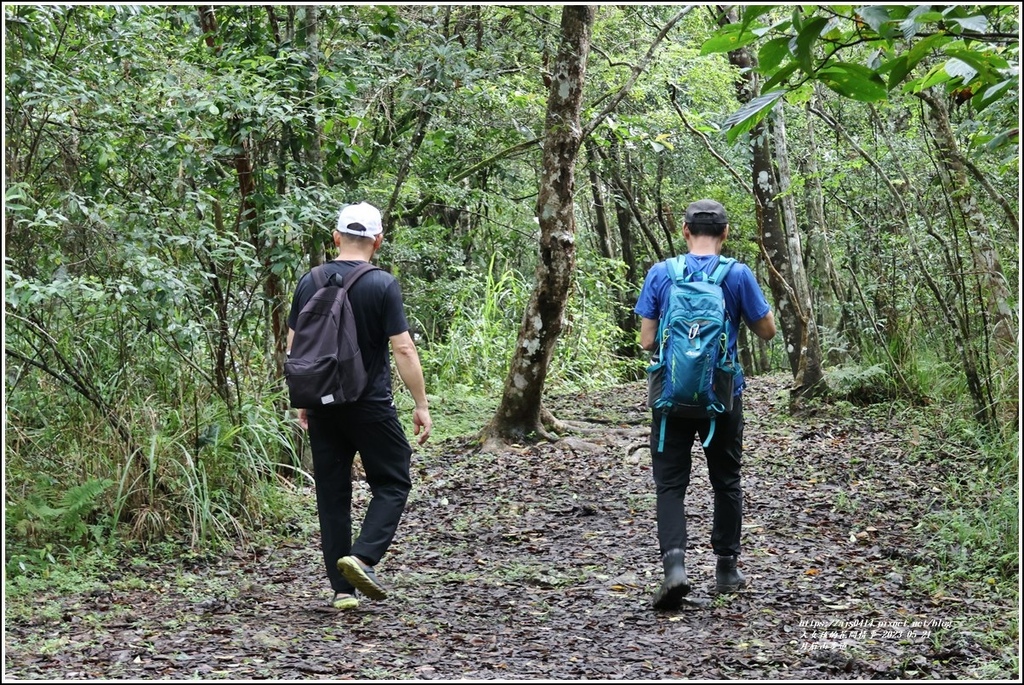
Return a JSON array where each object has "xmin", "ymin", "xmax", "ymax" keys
[
  {"xmin": 650, "ymin": 396, "xmax": 744, "ymax": 558},
  {"xmin": 307, "ymin": 407, "xmax": 412, "ymax": 594}
]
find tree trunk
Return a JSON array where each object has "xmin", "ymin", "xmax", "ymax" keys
[
  {"xmin": 480, "ymin": 5, "xmax": 595, "ymax": 448},
  {"xmin": 770, "ymin": 107, "xmax": 825, "ymax": 403},
  {"xmin": 585, "ymin": 141, "xmax": 614, "ymax": 260},
  {"xmin": 721, "ymin": 27, "xmax": 802, "ymax": 378},
  {"xmin": 602, "ymin": 142, "xmax": 643, "ymax": 354},
  {"xmin": 916, "ymin": 89, "xmax": 1017, "ymax": 429},
  {"xmin": 800, "ymin": 98, "xmax": 851, "ymax": 361}
]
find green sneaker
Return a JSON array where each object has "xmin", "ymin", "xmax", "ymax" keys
[
  {"xmin": 331, "ymin": 592, "xmax": 359, "ymax": 611},
  {"xmin": 337, "ymin": 556, "xmax": 388, "ymax": 600}
]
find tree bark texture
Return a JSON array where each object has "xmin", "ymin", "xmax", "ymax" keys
[
  {"xmin": 722, "ymin": 32, "xmax": 802, "ymax": 378},
  {"xmin": 585, "ymin": 141, "xmax": 614, "ymax": 260},
  {"xmin": 916, "ymin": 89, "xmax": 1018, "ymax": 429},
  {"xmin": 800, "ymin": 99, "xmax": 852, "ymax": 358},
  {"xmin": 770, "ymin": 108, "xmax": 825, "ymax": 401},
  {"xmin": 482, "ymin": 5, "xmax": 595, "ymax": 445}
]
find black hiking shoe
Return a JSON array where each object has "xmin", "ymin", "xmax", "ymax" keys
[
  {"xmin": 715, "ymin": 555, "xmax": 746, "ymax": 594},
  {"xmin": 652, "ymin": 549, "xmax": 691, "ymax": 610}
]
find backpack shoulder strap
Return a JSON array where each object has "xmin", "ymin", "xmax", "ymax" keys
[
  {"xmin": 709, "ymin": 257, "xmax": 736, "ymax": 285},
  {"xmin": 310, "ymin": 264, "xmax": 328, "ymax": 289},
  {"xmin": 665, "ymin": 255, "xmax": 687, "ymax": 283},
  {"xmin": 342, "ymin": 262, "xmax": 379, "ymax": 290}
]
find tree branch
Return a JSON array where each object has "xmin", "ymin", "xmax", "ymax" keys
[
  {"xmin": 669, "ymin": 84, "xmax": 752, "ymax": 194},
  {"xmin": 581, "ymin": 7, "xmax": 694, "ymax": 140}
]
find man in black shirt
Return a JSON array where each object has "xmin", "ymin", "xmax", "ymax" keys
[{"xmin": 287, "ymin": 202, "xmax": 432, "ymax": 611}]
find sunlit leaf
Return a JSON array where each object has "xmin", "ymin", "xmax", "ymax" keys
[
  {"xmin": 855, "ymin": 5, "xmax": 892, "ymax": 35},
  {"xmin": 972, "ymin": 79, "xmax": 1015, "ymax": 111},
  {"xmin": 722, "ymin": 90, "xmax": 786, "ymax": 145},
  {"xmin": 758, "ymin": 37, "xmax": 793, "ymax": 74},
  {"xmin": 943, "ymin": 57, "xmax": 978, "ymax": 84},
  {"xmin": 948, "ymin": 15, "xmax": 989, "ymax": 34},
  {"xmin": 700, "ymin": 23, "xmax": 762, "ymax": 55},
  {"xmin": 796, "ymin": 17, "xmax": 829, "ymax": 74}
]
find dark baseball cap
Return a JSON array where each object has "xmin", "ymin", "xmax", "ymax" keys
[{"xmin": 685, "ymin": 199, "xmax": 728, "ymax": 225}]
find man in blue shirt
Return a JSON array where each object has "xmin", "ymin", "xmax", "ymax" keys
[{"xmin": 634, "ymin": 199, "xmax": 776, "ymax": 610}]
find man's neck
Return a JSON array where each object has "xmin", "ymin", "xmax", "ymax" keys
[
  {"xmin": 686, "ymin": 236, "xmax": 722, "ymax": 256},
  {"xmin": 334, "ymin": 250, "xmax": 373, "ymax": 262}
]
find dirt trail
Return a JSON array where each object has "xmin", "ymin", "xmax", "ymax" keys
[{"xmin": 3, "ymin": 374, "xmax": 1017, "ymax": 679}]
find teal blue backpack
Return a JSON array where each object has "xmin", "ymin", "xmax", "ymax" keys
[{"xmin": 647, "ymin": 255, "xmax": 740, "ymax": 451}]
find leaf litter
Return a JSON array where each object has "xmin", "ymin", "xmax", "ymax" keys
[{"xmin": 3, "ymin": 373, "xmax": 1017, "ymax": 679}]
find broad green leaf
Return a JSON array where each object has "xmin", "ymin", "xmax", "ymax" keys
[
  {"xmin": 758, "ymin": 37, "xmax": 793, "ymax": 74},
  {"xmin": 948, "ymin": 15, "xmax": 989, "ymax": 34},
  {"xmin": 739, "ymin": 5, "xmax": 774, "ymax": 32},
  {"xmin": 855, "ymin": 6, "xmax": 895, "ymax": 37},
  {"xmin": 980, "ymin": 127, "xmax": 1017, "ymax": 152},
  {"xmin": 885, "ymin": 55, "xmax": 912, "ymax": 90},
  {"xmin": 818, "ymin": 63, "xmax": 889, "ymax": 101},
  {"xmin": 944, "ymin": 46, "xmax": 1007, "ymax": 76},
  {"xmin": 700, "ymin": 24, "xmax": 762, "ymax": 55},
  {"xmin": 910, "ymin": 10, "xmax": 944, "ymax": 24},
  {"xmin": 911, "ymin": 62, "xmax": 954, "ymax": 91},
  {"xmin": 899, "ymin": 7, "xmax": 942, "ymax": 40},
  {"xmin": 785, "ymin": 82, "xmax": 815, "ymax": 106},
  {"xmin": 906, "ymin": 33, "xmax": 954, "ymax": 70},
  {"xmin": 866, "ymin": 49, "xmax": 884, "ymax": 71},
  {"xmin": 761, "ymin": 62, "xmax": 800, "ymax": 93},
  {"xmin": 722, "ymin": 89, "xmax": 786, "ymax": 145},
  {"xmin": 943, "ymin": 57, "xmax": 978, "ymax": 84},
  {"xmin": 972, "ymin": 78, "xmax": 1014, "ymax": 111},
  {"xmin": 796, "ymin": 17, "xmax": 829, "ymax": 74}
]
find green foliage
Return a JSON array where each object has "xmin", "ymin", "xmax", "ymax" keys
[
  {"xmin": 4, "ymin": 546, "xmax": 118, "ymax": 611},
  {"xmin": 5, "ymin": 478, "xmax": 114, "ymax": 565},
  {"xmin": 3, "ymin": 3, "xmax": 1016, "ymax": 575},
  {"xmin": 915, "ymin": 419, "xmax": 1019, "ymax": 584},
  {"xmin": 702, "ymin": 5, "xmax": 1019, "ymax": 147},
  {"xmin": 550, "ymin": 255, "xmax": 633, "ymax": 392},
  {"xmin": 415, "ymin": 255, "xmax": 530, "ymax": 394},
  {"xmin": 5, "ymin": 474, "xmax": 118, "ymax": 582},
  {"xmin": 109, "ymin": 394, "xmax": 297, "ymax": 548},
  {"xmin": 824, "ymin": 363, "xmax": 896, "ymax": 404}
]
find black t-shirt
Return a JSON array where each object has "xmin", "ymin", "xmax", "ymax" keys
[{"xmin": 287, "ymin": 260, "xmax": 409, "ymax": 421}]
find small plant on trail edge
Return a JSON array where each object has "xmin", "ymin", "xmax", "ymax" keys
[{"xmin": 6, "ymin": 477, "xmax": 115, "ymax": 578}]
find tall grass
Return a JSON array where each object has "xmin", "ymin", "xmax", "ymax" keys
[
  {"xmin": 414, "ymin": 253, "xmax": 631, "ymax": 398},
  {"xmin": 4, "ymin": 378, "xmax": 297, "ymax": 578},
  {"xmin": 919, "ymin": 419, "xmax": 1019, "ymax": 583},
  {"xmin": 415, "ymin": 254, "xmax": 529, "ymax": 394}
]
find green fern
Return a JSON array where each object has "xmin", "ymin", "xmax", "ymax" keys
[
  {"xmin": 60, "ymin": 479, "xmax": 113, "ymax": 518},
  {"xmin": 9, "ymin": 478, "xmax": 113, "ymax": 547}
]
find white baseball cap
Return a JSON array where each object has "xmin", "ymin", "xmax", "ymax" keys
[{"xmin": 335, "ymin": 202, "xmax": 383, "ymax": 237}]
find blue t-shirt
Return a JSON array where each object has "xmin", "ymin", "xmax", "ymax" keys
[{"xmin": 634, "ymin": 253, "xmax": 771, "ymax": 394}]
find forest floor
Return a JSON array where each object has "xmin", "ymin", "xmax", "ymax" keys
[{"xmin": 3, "ymin": 373, "xmax": 1019, "ymax": 681}]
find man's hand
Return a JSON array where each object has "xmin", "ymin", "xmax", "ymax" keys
[
  {"xmin": 296, "ymin": 408, "xmax": 308, "ymax": 431},
  {"xmin": 412, "ymin": 406, "xmax": 432, "ymax": 445}
]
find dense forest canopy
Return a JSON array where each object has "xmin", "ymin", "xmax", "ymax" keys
[{"xmin": 3, "ymin": 5, "xmax": 1018, "ymax": 564}]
